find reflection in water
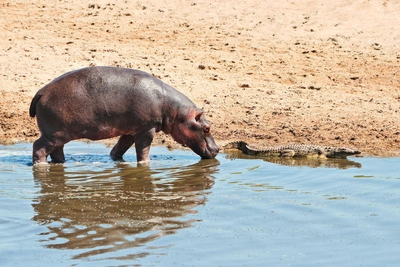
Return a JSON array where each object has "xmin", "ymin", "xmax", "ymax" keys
[
  {"xmin": 32, "ymin": 159, "xmax": 219, "ymax": 260},
  {"xmin": 3, "ymin": 143, "xmax": 400, "ymax": 267},
  {"xmin": 224, "ymin": 150, "xmax": 362, "ymax": 169}
]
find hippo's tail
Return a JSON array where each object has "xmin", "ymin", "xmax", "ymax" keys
[{"xmin": 29, "ymin": 93, "xmax": 42, "ymax": 118}]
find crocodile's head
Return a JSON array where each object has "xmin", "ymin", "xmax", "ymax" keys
[
  {"xmin": 224, "ymin": 141, "xmax": 248, "ymax": 151},
  {"xmin": 324, "ymin": 147, "xmax": 361, "ymax": 159}
]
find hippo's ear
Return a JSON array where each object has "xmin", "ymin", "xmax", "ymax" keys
[{"xmin": 195, "ymin": 110, "xmax": 203, "ymax": 122}]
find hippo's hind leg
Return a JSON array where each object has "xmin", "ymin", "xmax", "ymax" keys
[
  {"xmin": 50, "ymin": 145, "xmax": 65, "ymax": 163},
  {"xmin": 32, "ymin": 136, "xmax": 62, "ymax": 164},
  {"xmin": 110, "ymin": 135, "xmax": 135, "ymax": 161}
]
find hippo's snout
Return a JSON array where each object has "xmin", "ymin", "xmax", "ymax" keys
[{"xmin": 202, "ymin": 143, "xmax": 220, "ymax": 159}]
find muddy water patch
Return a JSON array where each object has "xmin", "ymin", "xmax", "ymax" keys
[{"xmin": 1, "ymin": 142, "xmax": 400, "ymax": 266}]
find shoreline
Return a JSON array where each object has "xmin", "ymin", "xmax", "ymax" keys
[
  {"xmin": 1, "ymin": 136, "xmax": 398, "ymax": 158},
  {"xmin": 1, "ymin": 1, "xmax": 399, "ymax": 157}
]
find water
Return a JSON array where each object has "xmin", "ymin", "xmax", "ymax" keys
[{"xmin": 0, "ymin": 141, "xmax": 399, "ymax": 266}]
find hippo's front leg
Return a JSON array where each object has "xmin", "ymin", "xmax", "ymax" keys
[
  {"xmin": 110, "ymin": 135, "xmax": 135, "ymax": 161},
  {"xmin": 134, "ymin": 128, "xmax": 156, "ymax": 163},
  {"xmin": 109, "ymin": 129, "xmax": 156, "ymax": 162}
]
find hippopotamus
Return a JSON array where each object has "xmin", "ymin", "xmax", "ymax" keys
[{"xmin": 29, "ymin": 66, "xmax": 219, "ymax": 164}]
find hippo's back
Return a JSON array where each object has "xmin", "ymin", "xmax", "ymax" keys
[
  {"xmin": 30, "ymin": 66, "xmax": 166, "ymax": 141},
  {"xmin": 38, "ymin": 66, "xmax": 159, "ymax": 98},
  {"xmin": 31, "ymin": 66, "xmax": 164, "ymax": 114}
]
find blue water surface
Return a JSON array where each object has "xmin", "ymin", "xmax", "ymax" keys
[{"xmin": 0, "ymin": 142, "xmax": 399, "ymax": 266}]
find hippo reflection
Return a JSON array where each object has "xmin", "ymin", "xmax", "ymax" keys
[{"xmin": 32, "ymin": 158, "xmax": 218, "ymax": 260}]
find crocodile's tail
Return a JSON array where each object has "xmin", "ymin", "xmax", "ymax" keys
[{"xmin": 29, "ymin": 93, "xmax": 42, "ymax": 118}]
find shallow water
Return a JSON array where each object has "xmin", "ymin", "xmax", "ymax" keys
[{"xmin": 1, "ymin": 142, "xmax": 400, "ymax": 266}]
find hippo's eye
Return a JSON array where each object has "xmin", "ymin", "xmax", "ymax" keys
[{"xmin": 203, "ymin": 125, "xmax": 210, "ymax": 136}]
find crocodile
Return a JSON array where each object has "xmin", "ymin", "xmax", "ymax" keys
[{"xmin": 224, "ymin": 141, "xmax": 361, "ymax": 159}]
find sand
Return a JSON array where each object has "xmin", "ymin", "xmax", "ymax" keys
[{"xmin": 1, "ymin": 0, "xmax": 399, "ymax": 156}]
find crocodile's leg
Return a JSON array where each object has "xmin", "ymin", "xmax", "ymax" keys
[{"xmin": 316, "ymin": 148, "xmax": 327, "ymax": 160}]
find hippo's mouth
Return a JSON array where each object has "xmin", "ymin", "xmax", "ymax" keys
[
  {"xmin": 183, "ymin": 137, "xmax": 219, "ymax": 159},
  {"xmin": 200, "ymin": 143, "xmax": 219, "ymax": 159}
]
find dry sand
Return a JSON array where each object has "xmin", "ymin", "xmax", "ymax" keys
[{"xmin": 1, "ymin": 0, "xmax": 399, "ymax": 156}]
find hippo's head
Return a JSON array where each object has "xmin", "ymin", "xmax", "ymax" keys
[{"xmin": 170, "ymin": 109, "xmax": 219, "ymax": 159}]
